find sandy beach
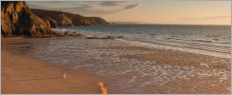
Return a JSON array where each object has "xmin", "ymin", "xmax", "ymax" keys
[
  {"xmin": 1, "ymin": 37, "xmax": 106, "ymax": 94},
  {"xmin": 1, "ymin": 1, "xmax": 230, "ymax": 94},
  {"xmin": 1, "ymin": 37, "xmax": 231, "ymax": 94}
]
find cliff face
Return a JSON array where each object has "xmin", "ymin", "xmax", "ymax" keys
[
  {"xmin": 89, "ymin": 17, "xmax": 109, "ymax": 25},
  {"xmin": 31, "ymin": 9, "xmax": 109, "ymax": 27},
  {"xmin": 1, "ymin": 1, "xmax": 109, "ymax": 37},
  {"xmin": 44, "ymin": 15, "xmax": 57, "ymax": 28},
  {"xmin": 1, "ymin": 1, "xmax": 52, "ymax": 37},
  {"xmin": 32, "ymin": 9, "xmax": 74, "ymax": 27},
  {"xmin": 59, "ymin": 14, "xmax": 73, "ymax": 26}
]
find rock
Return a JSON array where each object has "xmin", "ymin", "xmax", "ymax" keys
[
  {"xmin": 44, "ymin": 16, "xmax": 57, "ymax": 28},
  {"xmin": 59, "ymin": 14, "xmax": 73, "ymax": 26},
  {"xmin": 69, "ymin": 34, "xmax": 75, "ymax": 36},
  {"xmin": 86, "ymin": 36, "xmax": 122, "ymax": 39},
  {"xmin": 31, "ymin": 9, "xmax": 73, "ymax": 27},
  {"xmin": 102, "ymin": 36, "xmax": 114, "ymax": 39},
  {"xmin": 70, "ymin": 33, "xmax": 82, "ymax": 36},
  {"xmin": 37, "ymin": 35, "xmax": 55, "ymax": 38},
  {"xmin": 52, "ymin": 32, "xmax": 58, "ymax": 35},
  {"xmin": 31, "ymin": 9, "xmax": 108, "ymax": 27},
  {"xmin": 31, "ymin": 9, "xmax": 109, "ymax": 27},
  {"xmin": 1, "ymin": 1, "xmax": 110, "ymax": 38},
  {"xmin": 86, "ymin": 37, "xmax": 101, "ymax": 39},
  {"xmin": 64, "ymin": 32, "xmax": 69, "ymax": 35},
  {"xmin": 88, "ymin": 17, "xmax": 109, "ymax": 25},
  {"xmin": 55, "ymin": 33, "xmax": 64, "ymax": 37},
  {"xmin": 118, "ymin": 36, "xmax": 123, "ymax": 38},
  {"xmin": 1, "ymin": 1, "xmax": 53, "ymax": 37},
  {"xmin": 102, "ymin": 36, "xmax": 123, "ymax": 39}
]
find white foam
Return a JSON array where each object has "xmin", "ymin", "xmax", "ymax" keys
[
  {"xmin": 118, "ymin": 39, "xmax": 231, "ymax": 59},
  {"xmin": 30, "ymin": 38, "xmax": 230, "ymax": 94}
]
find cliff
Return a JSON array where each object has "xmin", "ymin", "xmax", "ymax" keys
[
  {"xmin": 1, "ymin": 1, "xmax": 109, "ymax": 37},
  {"xmin": 89, "ymin": 17, "xmax": 109, "ymax": 25},
  {"xmin": 31, "ymin": 9, "xmax": 74, "ymax": 27},
  {"xmin": 1, "ymin": 1, "xmax": 53, "ymax": 37},
  {"xmin": 31, "ymin": 9, "xmax": 109, "ymax": 27}
]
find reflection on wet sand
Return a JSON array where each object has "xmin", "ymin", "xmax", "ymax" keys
[
  {"xmin": 1, "ymin": 41, "xmax": 33, "ymax": 55},
  {"xmin": 2, "ymin": 37, "xmax": 231, "ymax": 94}
]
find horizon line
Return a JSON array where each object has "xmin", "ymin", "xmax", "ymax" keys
[{"xmin": 108, "ymin": 23, "xmax": 231, "ymax": 26}]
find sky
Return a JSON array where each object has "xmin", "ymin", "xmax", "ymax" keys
[{"xmin": 26, "ymin": 1, "xmax": 231, "ymax": 25}]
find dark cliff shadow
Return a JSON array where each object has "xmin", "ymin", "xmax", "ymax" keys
[
  {"xmin": 1, "ymin": 41, "xmax": 33, "ymax": 55},
  {"xmin": 17, "ymin": 77, "xmax": 62, "ymax": 81}
]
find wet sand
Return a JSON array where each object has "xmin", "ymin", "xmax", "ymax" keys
[
  {"xmin": 1, "ymin": 37, "xmax": 105, "ymax": 94},
  {"xmin": 1, "ymin": 37, "xmax": 231, "ymax": 94}
]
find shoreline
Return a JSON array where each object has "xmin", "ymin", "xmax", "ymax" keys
[
  {"xmin": 1, "ymin": 37, "xmax": 231, "ymax": 94},
  {"xmin": 1, "ymin": 37, "xmax": 106, "ymax": 94}
]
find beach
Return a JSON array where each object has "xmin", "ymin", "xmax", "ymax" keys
[
  {"xmin": 1, "ymin": 37, "xmax": 106, "ymax": 94},
  {"xmin": 1, "ymin": 36, "xmax": 231, "ymax": 94},
  {"xmin": 1, "ymin": 1, "xmax": 230, "ymax": 94}
]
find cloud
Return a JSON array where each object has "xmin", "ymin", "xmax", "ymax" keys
[
  {"xmin": 26, "ymin": 2, "xmax": 52, "ymax": 9},
  {"xmin": 99, "ymin": 1, "xmax": 133, "ymax": 7},
  {"xmin": 72, "ymin": 1, "xmax": 132, "ymax": 7},
  {"xmin": 59, "ymin": 4, "xmax": 115, "ymax": 16},
  {"xmin": 123, "ymin": 3, "xmax": 142, "ymax": 10},
  {"xmin": 26, "ymin": 2, "xmax": 142, "ymax": 16},
  {"xmin": 61, "ymin": 3, "xmax": 142, "ymax": 16}
]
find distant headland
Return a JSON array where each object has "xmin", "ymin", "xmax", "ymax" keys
[{"xmin": 1, "ymin": 1, "xmax": 109, "ymax": 37}]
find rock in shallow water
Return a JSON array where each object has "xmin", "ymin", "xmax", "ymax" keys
[{"xmin": 86, "ymin": 36, "xmax": 123, "ymax": 39}]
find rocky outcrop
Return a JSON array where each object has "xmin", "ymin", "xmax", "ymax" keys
[
  {"xmin": 89, "ymin": 17, "xmax": 109, "ymax": 25},
  {"xmin": 44, "ymin": 15, "xmax": 57, "ymax": 28},
  {"xmin": 62, "ymin": 12, "xmax": 97, "ymax": 26},
  {"xmin": 59, "ymin": 14, "xmax": 73, "ymax": 26},
  {"xmin": 1, "ymin": 1, "xmax": 53, "ymax": 37},
  {"xmin": 1, "ymin": 1, "xmax": 109, "ymax": 37},
  {"xmin": 32, "ymin": 9, "xmax": 74, "ymax": 27},
  {"xmin": 31, "ymin": 9, "xmax": 109, "ymax": 27},
  {"xmin": 86, "ymin": 36, "xmax": 123, "ymax": 39}
]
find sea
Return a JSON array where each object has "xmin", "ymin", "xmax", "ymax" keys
[
  {"xmin": 52, "ymin": 24, "xmax": 231, "ymax": 59},
  {"xmin": 31, "ymin": 24, "xmax": 231, "ymax": 94}
]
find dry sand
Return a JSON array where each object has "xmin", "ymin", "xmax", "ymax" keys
[{"xmin": 1, "ymin": 37, "xmax": 105, "ymax": 94}]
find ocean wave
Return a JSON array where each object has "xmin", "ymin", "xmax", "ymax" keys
[{"xmin": 51, "ymin": 25, "xmax": 231, "ymax": 59}]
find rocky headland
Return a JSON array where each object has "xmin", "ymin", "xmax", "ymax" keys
[
  {"xmin": 1, "ymin": 1, "xmax": 53, "ymax": 37},
  {"xmin": 1, "ymin": 1, "xmax": 109, "ymax": 38}
]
